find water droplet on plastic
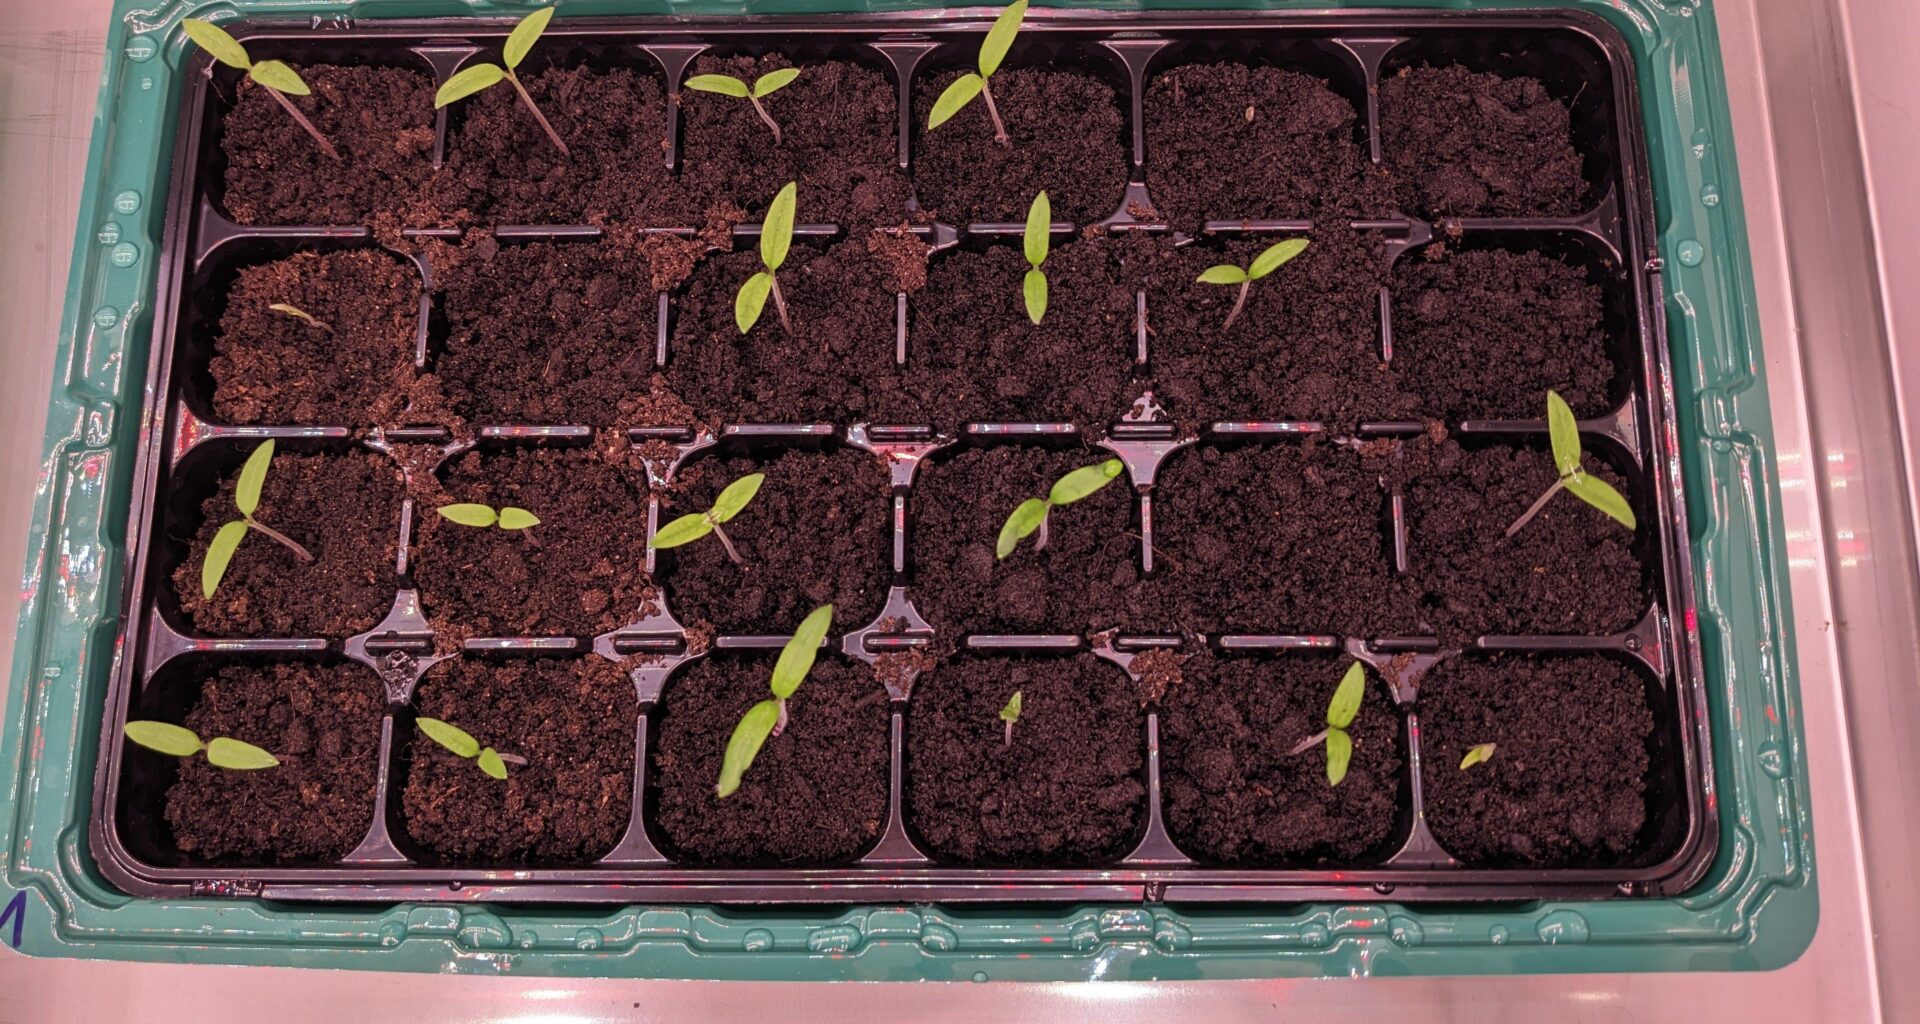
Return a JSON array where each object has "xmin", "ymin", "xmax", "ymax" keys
[
  {"xmin": 1677, "ymin": 240, "xmax": 1705, "ymax": 267},
  {"xmin": 113, "ymin": 190, "xmax": 141, "ymax": 214},
  {"xmin": 1536, "ymin": 909, "xmax": 1591, "ymax": 944},
  {"xmin": 1700, "ymin": 185, "xmax": 1720, "ymax": 207},
  {"xmin": 1489, "ymin": 924, "xmax": 1509, "ymax": 944},
  {"xmin": 742, "ymin": 928, "xmax": 774, "ymax": 951},
  {"xmin": 573, "ymin": 928, "xmax": 602, "ymax": 950},
  {"xmin": 1758, "ymin": 743, "xmax": 1785, "ymax": 778},
  {"xmin": 92, "ymin": 307, "xmax": 119, "ymax": 329},
  {"xmin": 971, "ymin": 971, "xmax": 989, "ymax": 983},
  {"xmin": 96, "ymin": 223, "xmax": 121, "ymax": 245},
  {"xmin": 1302, "ymin": 923, "xmax": 1330, "ymax": 947},
  {"xmin": 141, "ymin": 77, "xmax": 154, "ymax": 91},
  {"xmin": 109, "ymin": 242, "xmax": 139, "ymax": 267},
  {"xmin": 1389, "ymin": 915, "xmax": 1425, "ymax": 947},
  {"xmin": 124, "ymin": 36, "xmax": 156, "ymax": 63}
]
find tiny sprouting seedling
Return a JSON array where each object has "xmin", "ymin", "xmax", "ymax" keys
[
  {"xmin": 437, "ymin": 503, "xmax": 541, "ymax": 543},
  {"xmin": 433, "ymin": 8, "xmax": 571, "ymax": 158},
  {"xmin": 1460, "ymin": 742, "xmax": 1496, "ymax": 770},
  {"xmin": 201, "ymin": 440, "xmax": 314, "ymax": 600},
  {"xmin": 998, "ymin": 690, "xmax": 1023, "ymax": 747},
  {"xmin": 1021, "ymin": 191, "xmax": 1050, "ymax": 325},
  {"xmin": 716, "ymin": 604, "xmax": 834, "ymax": 798},
  {"xmin": 1286, "ymin": 662, "xmax": 1367, "ymax": 787},
  {"xmin": 1503, "ymin": 390, "xmax": 1637, "ymax": 537},
  {"xmin": 649, "ymin": 472, "xmax": 765, "ymax": 565},
  {"xmin": 996, "ymin": 458, "xmax": 1125, "ymax": 559},
  {"xmin": 268, "ymin": 302, "xmax": 331, "ymax": 332},
  {"xmin": 926, "ymin": 0, "xmax": 1029, "ymax": 147},
  {"xmin": 124, "ymin": 721, "xmax": 279, "ymax": 770},
  {"xmin": 734, "ymin": 182, "xmax": 799, "ymax": 334},
  {"xmin": 183, "ymin": 19, "xmax": 340, "ymax": 160},
  {"xmin": 416, "ymin": 717, "xmax": 527, "ymax": 780},
  {"xmin": 1195, "ymin": 238, "xmax": 1309, "ymax": 331},
  {"xmin": 684, "ymin": 67, "xmax": 801, "ymax": 144}
]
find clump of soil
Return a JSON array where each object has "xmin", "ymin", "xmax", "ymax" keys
[
  {"xmin": 1407, "ymin": 441, "xmax": 1643, "ymax": 641},
  {"xmin": 1419, "ymin": 654, "xmax": 1652, "ymax": 865},
  {"xmin": 220, "ymin": 65, "xmax": 436, "ymax": 226},
  {"xmin": 414, "ymin": 447, "xmax": 649, "ymax": 636},
  {"xmin": 1143, "ymin": 63, "xmax": 1388, "ymax": 226},
  {"xmin": 164, "ymin": 661, "xmax": 383, "ymax": 864},
  {"xmin": 1151, "ymin": 441, "xmax": 1418, "ymax": 637},
  {"xmin": 906, "ymin": 655, "xmax": 1145, "ymax": 864},
  {"xmin": 401, "ymin": 657, "xmax": 637, "ymax": 864},
  {"xmin": 913, "ymin": 68, "xmax": 1128, "ymax": 225},
  {"xmin": 1393, "ymin": 246, "xmax": 1616, "ymax": 420},
  {"xmin": 911, "ymin": 445, "xmax": 1164, "ymax": 637},
  {"xmin": 660, "ymin": 448, "xmax": 891, "ymax": 634},
  {"xmin": 678, "ymin": 55, "xmax": 910, "ymax": 227},
  {"xmin": 210, "ymin": 249, "xmax": 418, "ymax": 425},
  {"xmin": 1161, "ymin": 653, "xmax": 1403, "ymax": 864},
  {"xmin": 174, "ymin": 450, "xmax": 402, "ymax": 637},
  {"xmin": 433, "ymin": 236, "xmax": 661, "ymax": 425},
  {"xmin": 1379, "ymin": 65, "xmax": 1588, "ymax": 218},
  {"xmin": 650, "ymin": 656, "xmax": 889, "ymax": 864}
]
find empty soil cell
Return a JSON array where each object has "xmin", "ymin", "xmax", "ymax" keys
[
  {"xmin": 659, "ymin": 448, "xmax": 891, "ymax": 634},
  {"xmin": 1406, "ymin": 441, "xmax": 1644, "ymax": 641},
  {"xmin": 1418, "ymin": 654, "xmax": 1653, "ymax": 866},
  {"xmin": 401, "ymin": 657, "xmax": 638, "ymax": 864},
  {"xmin": 1378, "ymin": 65, "xmax": 1588, "ymax": 219},
  {"xmin": 1391, "ymin": 245, "xmax": 1616, "ymax": 420},
  {"xmin": 414, "ymin": 447, "xmax": 650, "ymax": 637},
  {"xmin": 434, "ymin": 65, "xmax": 691, "ymax": 226},
  {"xmin": 912, "ymin": 68, "xmax": 1129, "ymax": 226},
  {"xmin": 219, "ymin": 65, "xmax": 437, "ymax": 227},
  {"xmin": 1150, "ymin": 441, "xmax": 1419, "ymax": 638},
  {"xmin": 162, "ymin": 661, "xmax": 384, "ymax": 864},
  {"xmin": 1143, "ymin": 63, "xmax": 1388, "ymax": 226},
  {"xmin": 210, "ymin": 249, "xmax": 419, "ymax": 426},
  {"xmin": 649, "ymin": 656, "xmax": 890, "ymax": 864},
  {"xmin": 910, "ymin": 445, "xmax": 1163, "ymax": 637},
  {"xmin": 433, "ymin": 236, "xmax": 661, "ymax": 426},
  {"xmin": 172, "ymin": 449, "xmax": 403, "ymax": 638},
  {"xmin": 678, "ymin": 55, "xmax": 910, "ymax": 227},
  {"xmin": 906, "ymin": 654, "xmax": 1146, "ymax": 865},
  {"xmin": 1161, "ymin": 654, "xmax": 1404, "ymax": 864}
]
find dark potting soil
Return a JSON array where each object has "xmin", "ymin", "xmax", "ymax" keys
[
  {"xmin": 164, "ymin": 661, "xmax": 383, "ymax": 864},
  {"xmin": 1419, "ymin": 654, "xmax": 1652, "ymax": 866},
  {"xmin": 649, "ymin": 656, "xmax": 889, "ymax": 864},
  {"xmin": 1143, "ymin": 63, "xmax": 1388, "ymax": 226},
  {"xmin": 401, "ymin": 657, "xmax": 637, "ymax": 864},
  {"xmin": 1392, "ymin": 246, "xmax": 1617, "ymax": 420},
  {"xmin": 210, "ymin": 249, "xmax": 418, "ymax": 426},
  {"xmin": 219, "ymin": 65, "xmax": 436, "ymax": 227},
  {"xmin": 433, "ymin": 236, "xmax": 661, "ymax": 426},
  {"xmin": 660, "ymin": 448, "xmax": 892, "ymax": 634},
  {"xmin": 1161, "ymin": 653, "xmax": 1404, "ymax": 864},
  {"xmin": 912, "ymin": 68, "xmax": 1128, "ymax": 226},
  {"xmin": 1379, "ymin": 65, "xmax": 1588, "ymax": 219},
  {"xmin": 414, "ymin": 447, "xmax": 650, "ymax": 636},
  {"xmin": 173, "ymin": 450, "xmax": 402, "ymax": 637},
  {"xmin": 910, "ymin": 445, "xmax": 1162, "ymax": 638},
  {"xmin": 1151, "ymin": 441, "xmax": 1419, "ymax": 637},
  {"xmin": 678, "ymin": 55, "xmax": 910, "ymax": 227},
  {"xmin": 906, "ymin": 654, "xmax": 1146, "ymax": 865},
  {"xmin": 1407, "ymin": 441, "xmax": 1644, "ymax": 641}
]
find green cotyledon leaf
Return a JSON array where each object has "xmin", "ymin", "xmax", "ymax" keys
[
  {"xmin": 716, "ymin": 699, "xmax": 782, "ymax": 798},
  {"xmin": 770, "ymin": 604, "xmax": 834, "ymax": 700},
  {"xmin": 650, "ymin": 512, "xmax": 715, "ymax": 549},
  {"xmin": 200, "ymin": 519, "xmax": 249, "ymax": 600},
  {"xmin": 1564, "ymin": 470, "xmax": 1638, "ymax": 531},
  {"xmin": 205, "ymin": 737, "xmax": 280, "ymax": 770},
  {"xmin": 182, "ymin": 18, "xmax": 251, "ymax": 71},
  {"xmin": 235, "ymin": 439, "xmax": 275, "ymax": 518},
  {"xmin": 1547, "ymin": 389, "xmax": 1581, "ymax": 477},
  {"xmin": 996, "ymin": 497, "xmax": 1050, "ymax": 559},
  {"xmin": 684, "ymin": 73, "xmax": 750, "ymax": 98},
  {"xmin": 503, "ymin": 7, "xmax": 555, "ymax": 71},
  {"xmin": 1326, "ymin": 661, "xmax": 1366, "ymax": 729},
  {"xmin": 124, "ymin": 721, "xmax": 203, "ymax": 757},
  {"xmin": 416, "ymin": 717, "xmax": 480, "ymax": 759},
  {"xmin": 978, "ymin": 0, "xmax": 1029, "ymax": 77},
  {"xmin": 928, "ymin": 72, "xmax": 984, "ymax": 130},
  {"xmin": 710, "ymin": 473, "xmax": 766, "ymax": 524},
  {"xmin": 1048, "ymin": 458, "xmax": 1124, "ymax": 505}
]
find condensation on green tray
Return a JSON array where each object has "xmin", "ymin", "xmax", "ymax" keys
[{"xmin": 0, "ymin": 0, "xmax": 1813, "ymax": 978}]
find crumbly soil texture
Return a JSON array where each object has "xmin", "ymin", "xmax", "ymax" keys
[
  {"xmin": 1379, "ymin": 64, "xmax": 1588, "ymax": 218},
  {"xmin": 649, "ymin": 657, "xmax": 889, "ymax": 864}
]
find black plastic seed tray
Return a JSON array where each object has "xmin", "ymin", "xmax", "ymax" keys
[{"xmin": 93, "ymin": 8, "xmax": 1714, "ymax": 903}]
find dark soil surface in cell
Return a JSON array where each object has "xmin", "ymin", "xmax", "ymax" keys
[
  {"xmin": 913, "ymin": 68, "xmax": 1128, "ymax": 226},
  {"xmin": 220, "ymin": 65, "xmax": 436, "ymax": 227},
  {"xmin": 173, "ymin": 450, "xmax": 402, "ymax": 637},
  {"xmin": 1162, "ymin": 654, "xmax": 1403, "ymax": 864},
  {"xmin": 911, "ymin": 446, "xmax": 1160, "ymax": 637},
  {"xmin": 1143, "ymin": 63, "xmax": 1388, "ymax": 226},
  {"xmin": 1407, "ymin": 441, "xmax": 1644, "ymax": 642},
  {"xmin": 1420, "ymin": 654, "xmax": 1652, "ymax": 865},
  {"xmin": 1151, "ymin": 442, "xmax": 1418, "ymax": 637},
  {"xmin": 650, "ymin": 657, "xmax": 889, "ymax": 864},
  {"xmin": 164, "ymin": 661, "xmax": 383, "ymax": 864},
  {"xmin": 434, "ymin": 236, "xmax": 660, "ymax": 425},
  {"xmin": 1379, "ymin": 65, "xmax": 1587, "ymax": 218},
  {"xmin": 907, "ymin": 655, "xmax": 1145, "ymax": 864},
  {"xmin": 1393, "ymin": 246, "xmax": 1616, "ymax": 420},
  {"xmin": 402, "ymin": 658, "xmax": 637, "ymax": 864},
  {"xmin": 679, "ymin": 55, "xmax": 910, "ymax": 227},
  {"xmin": 661, "ymin": 449, "xmax": 891, "ymax": 634},
  {"xmin": 210, "ymin": 249, "xmax": 418, "ymax": 426},
  {"xmin": 414, "ymin": 447, "xmax": 649, "ymax": 636}
]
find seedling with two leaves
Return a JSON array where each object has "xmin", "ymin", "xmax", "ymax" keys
[
  {"xmin": 1460, "ymin": 742, "xmax": 1496, "ymax": 770},
  {"xmin": 434, "ymin": 8, "xmax": 572, "ymax": 158},
  {"xmin": 998, "ymin": 690, "xmax": 1023, "ymax": 746},
  {"xmin": 438, "ymin": 503, "xmax": 541, "ymax": 533},
  {"xmin": 269, "ymin": 302, "xmax": 331, "ymax": 332},
  {"xmin": 1021, "ymin": 191, "xmax": 1051, "ymax": 324},
  {"xmin": 735, "ymin": 182, "xmax": 799, "ymax": 334},
  {"xmin": 996, "ymin": 458, "xmax": 1126, "ymax": 559},
  {"xmin": 684, "ymin": 67, "xmax": 802, "ymax": 144},
  {"xmin": 716, "ymin": 604, "xmax": 834, "ymax": 798},
  {"xmin": 927, "ymin": 0, "xmax": 1029, "ymax": 147},
  {"xmin": 201, "ymin": 440, "xmax": 314, "ymax": 600},
  {"xmin": 183, "ymin": 19, "xmax": 339, "ymax": 160},
  {"xmin": 1196, "ymin": 238, "xmax": 1309, "ymax": 331},
  {"xmin": 416, "ymin": 717, "xmax": 525, "ymax": 780},
  {"xmin": 124, "ymin": 721, "xmax": 279, "ymax": 770},
  {"xmin": 1287, "ymin": 661, "xmax": 1367, "ymax": 787},
  {"xmin": 649, "ymin": 472, "xmax": 765, "ymax": 565},
  {"xmin": 1503, "ymin": 390, "xmax": 1637, "ymax": 537}
]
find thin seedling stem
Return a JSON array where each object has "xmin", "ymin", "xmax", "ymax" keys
[
  {"xmin": 245, "ymin": 516, "xmax": 314, "ymax": 563},
  {"xmin": 1222, "ymin": 279, "xmax": 1250, "ymax": 331},
  {"xmin": 747, "ymin": 94, "xmax": 783, "ymax": 144},
  {"xmin": 1287, "ymin": 727, "xmax": 1330, "ymax": 756},
  {"xmin": 711, "ymin": 521, "xmax": 745, "ymax": 565},
  {"xmin": 506, "ymin": 69, "xmax": 572, "ymax": 159},
  {"xmin": 772, "ymin": 698, "xmax": 789, "ymax": 738},
  {"xmin": 520, "ymin": 527, "xmax": 542, "ymax": 549},
  {"xmin": 265, "ymin": 87, "xmax": 340, "ymax": 161},
  {"xmin": 1505, "ymin": 476, "xmax": 1568, "ymax": 538},
  {"xmin": 1033, "ymin": 512, "xmax": 1050, "ymax": 553},
  {"xmin": 769, "ymin": 275, "xmax": 792, "ymax": 334},
  {"xmin": 979, "ymin": 78, "xmax": 1011, "ymax": 147},
  {"xmin": 1003, "ymin": 718, "xmax": 1014, "ymax": 747}
]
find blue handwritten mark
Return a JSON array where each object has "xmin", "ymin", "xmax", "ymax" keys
[{"xmin": 0, "ymin": 891, "xmax": 25, "ymax": 948}]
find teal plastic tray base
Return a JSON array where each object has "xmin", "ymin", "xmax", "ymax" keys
[{"xmin": 0, "ymin": 0, "xmax": 1815, "ymax": 978}]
